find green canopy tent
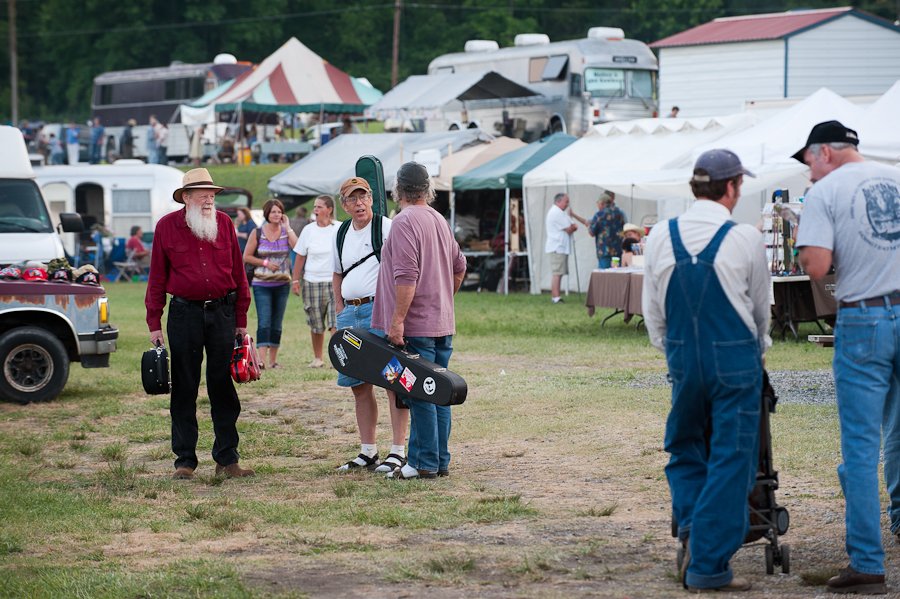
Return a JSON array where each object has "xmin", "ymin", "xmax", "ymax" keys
[{"xmin": 452, "ymin": 133, "xmax": 577, "ymax": 293}]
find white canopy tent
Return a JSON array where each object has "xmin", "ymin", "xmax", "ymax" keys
[
  {"xmin": 522, "ymin": 114, "xmax": 768, "ymax": 294},
  {"xmin": 858, "ymin": 80, "xmax": 900, "ymax": 164}
]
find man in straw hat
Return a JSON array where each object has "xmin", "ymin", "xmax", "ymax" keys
[
  {"xmin": 145, "ymin": 168, "xmax": 254, "ymax": 480},
  {"xmin": 643, "ymin": 149, "xmax": 770, "ymax": 593},
  {"xmin": 796, "ymin": 120, "xmax": 900, "ymax": 595}
]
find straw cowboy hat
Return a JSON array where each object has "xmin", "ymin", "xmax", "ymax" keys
[
  {"xmin": 621, "ymin": 223, "xmax": 645, "ymax": 237},
  {"xmin": 173, "ymin": 168, "xmax": 224, "ymax": 203}
]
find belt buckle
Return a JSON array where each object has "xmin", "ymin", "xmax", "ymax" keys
[{"xmin": 203, "ymin": 299, "xmax": 214, "ymax": 309}]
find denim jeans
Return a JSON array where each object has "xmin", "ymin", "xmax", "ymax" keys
[
  {"xmin": 403, "ymin": 335, "xmax": 453, "ymax": 473},
  {"xmin": 335, "ymin": 301, "xmax": 375, "ymax": 387},
  {"xmin": 834, "ymin": 301, "xmax": 900, "ymax": 575},
  {"xmin": 252, "ymin": 284, "xmax": 290, "ymax": 347}
]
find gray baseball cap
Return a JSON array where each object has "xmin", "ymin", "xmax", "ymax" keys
[
  {"xmin": 396, "ymin": 161, "xmax": 430, "ymax": 190},
  {"xmin": 691, "ymin": 149, "xmax": 755, "ymax": 183}
]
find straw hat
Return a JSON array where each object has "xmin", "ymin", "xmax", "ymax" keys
[
  {"xmin": 622, "ymin": 223, "xmax": 644, "ymax": 237},
  {"xmin": 172, "ymin": 168, "xmax": 224, "ymax": 203}
]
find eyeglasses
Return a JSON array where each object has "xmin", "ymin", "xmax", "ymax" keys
[{"xmin": 343, "ymin": 194, "xmax": 371, "ymax": 205}]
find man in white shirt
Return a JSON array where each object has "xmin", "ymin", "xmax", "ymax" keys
[
  {"xmin": 544, "ymin": 193, "xmax": 577, "ymax": 303},
  {"xmin": 332, "ymin": 177, "xmax": 409, "ymax": 474},
  {"xmin": 642, "ymin": 149, "xmax": 770, "ymax": 593}
]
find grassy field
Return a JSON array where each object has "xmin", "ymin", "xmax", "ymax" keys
[{"xmin": 0, "ymin": 285, "xmax": 851, "ymax": 598}]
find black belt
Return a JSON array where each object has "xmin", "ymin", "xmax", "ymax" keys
[
  {"xmin": 172, "ymin": 291, "xmax": 236, "ymax": 310},
  {"xmin": 345, "ymin": 296, "xmax": 374, "ymax": 306},
  {"xmin": 840, "ymin": 292, "xmax": 900, "ymax": 309}
]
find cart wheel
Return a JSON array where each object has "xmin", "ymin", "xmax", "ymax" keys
[
  {"xmin": 775, "ymin": 507, "xmax": 790, "ymax": 535},
  {"xmin": 765, "ymin": 544, "xmax": 775, "ymax": 575},
  {"xmin": 781, "ymin": 544, "xmax": 790, "ymax": 574},
  {"xmin": 676, "ymin": 544, "xmax": 684, "ymax": 574}
]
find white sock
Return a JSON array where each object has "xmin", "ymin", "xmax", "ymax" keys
[
  {"xmin": 361, "ymin": 444, "xmax": 377, "ymax": 458},
  {"xmin": 390, "ymin": 444, "xmax": 406, "ymax": 458},
  {"xmin": 552, "ymin": 297, "xmax": 561, "ymax": 303}
]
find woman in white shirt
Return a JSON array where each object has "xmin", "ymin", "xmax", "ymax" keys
[{"xmin": 291, "ymin": 195, "xmax": 339, "ymax": 367}]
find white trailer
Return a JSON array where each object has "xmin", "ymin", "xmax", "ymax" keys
[{"xmin": 427, "ymin": 27, "xmax": 659, "ymax": 137}]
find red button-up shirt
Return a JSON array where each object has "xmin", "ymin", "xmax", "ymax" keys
[{"xmin": 145, "ymin": 208, "xmax": 250, "ymax": 331}]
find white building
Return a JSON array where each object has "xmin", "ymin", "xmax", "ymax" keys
[{"xmin": 651, "ymin": 7, "xmax": 900, "ymax": 117}]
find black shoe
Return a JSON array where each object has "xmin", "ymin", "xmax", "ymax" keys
[
  {"xmin": 826, "ymin": 566, "xmax": 886, "ymax": 594},
  {"xmin": 437, "ymin": 469, "xmax": 449, "ymax": 477}
]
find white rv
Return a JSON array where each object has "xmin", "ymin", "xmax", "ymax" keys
[
  {"xmin": 428, "ymin": 27, "xmax": 659, "ymax": 137},
  {"xmin": 34, "ymin": 162, "xmax": 184, "ymax": 257}
]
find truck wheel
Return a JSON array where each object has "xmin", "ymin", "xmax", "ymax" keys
[{"xmin": 0, "ymin": 327, "xmax": 70, "ymax": 404}]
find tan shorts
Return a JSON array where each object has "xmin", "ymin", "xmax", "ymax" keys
[
  {"xmin": 549, "ymin": 252, "xmax": 569, "ymax": 275},
  {"xmin": 301, "ymin": 280, "xmax": 335, "ymax": 333}
]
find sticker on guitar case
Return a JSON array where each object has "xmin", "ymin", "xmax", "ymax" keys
[
  {"xmin": 342, "ymin": 330, "xmax": 363, "ymax": 350},
  {"xmin": 382, "ymin": 357, "xmax": 402, "ymax": 383},
  {"xmin": 399, "ymin": 367, "xmax": 417, "ymax": 392},
  {"xmin": 333, "ymin": 344, "xmax": 348, "ymax": 367},
  {"xmin": 423, "ymin": 377, "xmax": 436, "ymax": 396}
]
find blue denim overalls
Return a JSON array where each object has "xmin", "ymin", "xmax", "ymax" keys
[{"xmin": 662, "ymin": 218, "xmax": 762, "ymax": 589}]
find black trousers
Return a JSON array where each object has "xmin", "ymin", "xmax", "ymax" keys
[{"xmin": 167, "ymin": 297, "xmax": 241, "ymax": 469}]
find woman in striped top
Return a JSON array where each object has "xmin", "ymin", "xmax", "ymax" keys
[{"xmin": 243, "ymin": 199, "xmax": 298, "ymax": 369}]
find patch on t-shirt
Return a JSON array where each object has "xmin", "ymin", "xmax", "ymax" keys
[{"xmin": 853, "ymin": 177, "xmax": 900, "ymax": 249}]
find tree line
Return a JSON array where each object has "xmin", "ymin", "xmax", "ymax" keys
[{"xmin": 0, "ymin": 0, "xmax": 895, "ymax": 122}]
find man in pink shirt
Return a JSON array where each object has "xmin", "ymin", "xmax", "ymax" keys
[
  {"xmin": 145, "ymin": 168, "xmax": 253, "ymax": 480},
  {"xmin": 372, "ymin": 162, "xmax": 467, "ymax": 480}
]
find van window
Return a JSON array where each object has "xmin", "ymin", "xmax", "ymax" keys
[
  {"xmin": 584, "ymin": 68, "xmax": 625, "ymax": 97},
  {"xmin": 0, "ymin": 179, "xmax": 54, "ymax": 233},
  {"xmin": 542, "ymin": 55, "xmax": 568, "ymax": 81},
  {"xmin": 528, "ymin": 57, "xmax": 548, "ymax": 83}
]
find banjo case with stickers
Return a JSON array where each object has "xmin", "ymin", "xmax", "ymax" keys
[{"xmin": 328, "ymin": 327, "xmax": 467, "ymax": 406}]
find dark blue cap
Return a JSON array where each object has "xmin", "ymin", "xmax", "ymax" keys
[{"xmin": 692, "ymin": 149, "xmax": 755, "ymax": 182}]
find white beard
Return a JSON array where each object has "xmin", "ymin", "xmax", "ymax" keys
[{"xmin": 186, "ymin": 203, "xmax": 218, "ymax": 242}]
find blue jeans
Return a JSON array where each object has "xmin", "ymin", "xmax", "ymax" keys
[
  {"xmin": 252, "ymin": 284, "xmax": 290, "ymax": 347},
  {"xmin": 335, "ymin": 302, "xmax": 375, "ymax": 387},
  {"xmin": 834, "ymin": 301, "xmax": 900, "ymax": 575},
  {"xmin": 403, "ymin": 335, "xmax": 453, "ymax": 473}
]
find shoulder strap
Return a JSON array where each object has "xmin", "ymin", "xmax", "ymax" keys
[
  {"xmin": 371, "ymin": 216, "xmax": 383, "ymax": 262},
  {"xmin": 668, "ymin": 218, "xmax": 690, "ymax": 262},
  {"xmin": 255, "ymin": 226, "xmax": 261, "ymax": 241},
  {"xmin": 698, "ymin": 221, "xmax": 736, "ymax": 263},
  {"xmin": 336, "ymin": 220, "xmax": 353, "ymax": 266}
]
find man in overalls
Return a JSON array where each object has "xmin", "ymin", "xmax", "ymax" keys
[{"xmin": 643, "ymin": 149, "xmax": 771, "ymax": 592}]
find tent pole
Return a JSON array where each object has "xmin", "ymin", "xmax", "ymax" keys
[
  {"xmin": 504, "ymin": 187, "xmax": 510, "ymax": 295},
  {"xmin": 522, "ymin": 184, "xmax": 536, "ymax": 295}
]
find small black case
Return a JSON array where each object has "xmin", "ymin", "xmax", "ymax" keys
[{"xmin": 141, "ymin": 344, "xmax": 170, "ymax": 395}]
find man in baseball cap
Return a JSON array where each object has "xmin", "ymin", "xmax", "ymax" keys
[
  {"xmin": 791, "ymin": 120, "xmax": 859, "ymax": 164},
  {"xmin": 642, "ymin": 148, "xmax": 769, "ymax": 593},
  {"xmin": 796, "ymin": 119, "xmax": 900, "ymax": 594},
  {"xmin": 340, "ymin": 176, "xmax": 371, "ymax": 198}
]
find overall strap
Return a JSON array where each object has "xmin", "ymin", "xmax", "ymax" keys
[
  {"xmin": 668, "ymin": 219, "xmax": 691, "ymax": 262},
  {"xmin": 335, "ymin": 220, "xmax": 353, "ymax": 266},
  {"xmin": 698, "ymin": 221, "xmax": 736, "ymax": 263}
]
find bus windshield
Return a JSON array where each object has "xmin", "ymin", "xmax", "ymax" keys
[{"xmin": 585, "ymin": 68, "xmax": 656, "ymax": 99}]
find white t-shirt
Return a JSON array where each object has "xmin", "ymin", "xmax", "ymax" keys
[
  {"xmin": 333, "ymin": 216, "xmax": 392, "ymax": 300},
  {"xmin": 545, "ymin": 204, "xmax": 572, "ymax": 254},
  {"xmin": 294, "ymin": 221, "xmax": 339, "ymax": 283},
  {"xmin": 796, "ymin": 161, "xmax": 900, "ymax": 303}
]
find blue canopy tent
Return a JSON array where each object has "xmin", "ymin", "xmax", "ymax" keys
[{"xmin": 451, "ymin": 133, "xmax": 577, "ymax": 293}]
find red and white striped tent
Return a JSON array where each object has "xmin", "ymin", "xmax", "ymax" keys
[{"xmin": 181, "ymin": 37, "xmax": 381, "ymax": 124}]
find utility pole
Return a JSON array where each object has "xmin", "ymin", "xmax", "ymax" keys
[
  {"xmin": 391, "ymin": 0, "xmax": 401, "ymax": 88},
  {"xmin": 9, "ymin": 0, "xmax": 18, "ymax": 125}
]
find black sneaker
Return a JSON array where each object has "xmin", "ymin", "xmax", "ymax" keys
[{"xmin": 826, "ymin": 566, "xmax": 886, "ymax": 594}]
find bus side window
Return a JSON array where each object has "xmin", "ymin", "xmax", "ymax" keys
[
  {"xmin": 529, "ymin": 57, "xmax": 548, "ymax": 83},
  {"xmin": 569, "ymin": 73, "xmax": 583, "ymax": 97}
]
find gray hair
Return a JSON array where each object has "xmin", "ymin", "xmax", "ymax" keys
[
  {"xmin": 392, "ymin": 177, "xmax": 436, "ymax": 204},
  {"xmin": 808, "ymin": 142, "xmax": 856, "ymax": 157},
  {"xmin": 553, "ymin": 192, "xmax": 568, "ymax": 205}
]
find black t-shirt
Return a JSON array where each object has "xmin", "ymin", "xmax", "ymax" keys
[{"xmin": 622, "ymin": 238, "xmax": 640, "ymax": 254}]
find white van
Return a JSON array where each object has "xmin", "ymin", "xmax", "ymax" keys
[
  {"xmin": 34, "ymin": 161, "xmax": 184, "ymax": 258},
  {"xmin": 0, "ymin": 126, "xmax": 86, "ymax": 264}
]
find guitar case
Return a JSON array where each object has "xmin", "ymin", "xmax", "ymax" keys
[
  {"xmin": 328, "ymin": 327, "xmax": 467, "ymax": 406},
  {"xmin": 355, "ymin": 155, "xmax": 387, "ymax": 217}
]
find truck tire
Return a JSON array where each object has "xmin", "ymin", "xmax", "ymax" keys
[{"xmin": 0, "ymin": 327, "xmax": 70, "ymax": 404}]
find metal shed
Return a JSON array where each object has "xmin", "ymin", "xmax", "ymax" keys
[{"xmin": 651, "ymin": 7, "xmax": 900, "ymax": 117}]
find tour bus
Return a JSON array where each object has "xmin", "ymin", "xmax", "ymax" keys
[{"xmin": 427, "ymin": 27, "xmax": 659, "ymax": 138}]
